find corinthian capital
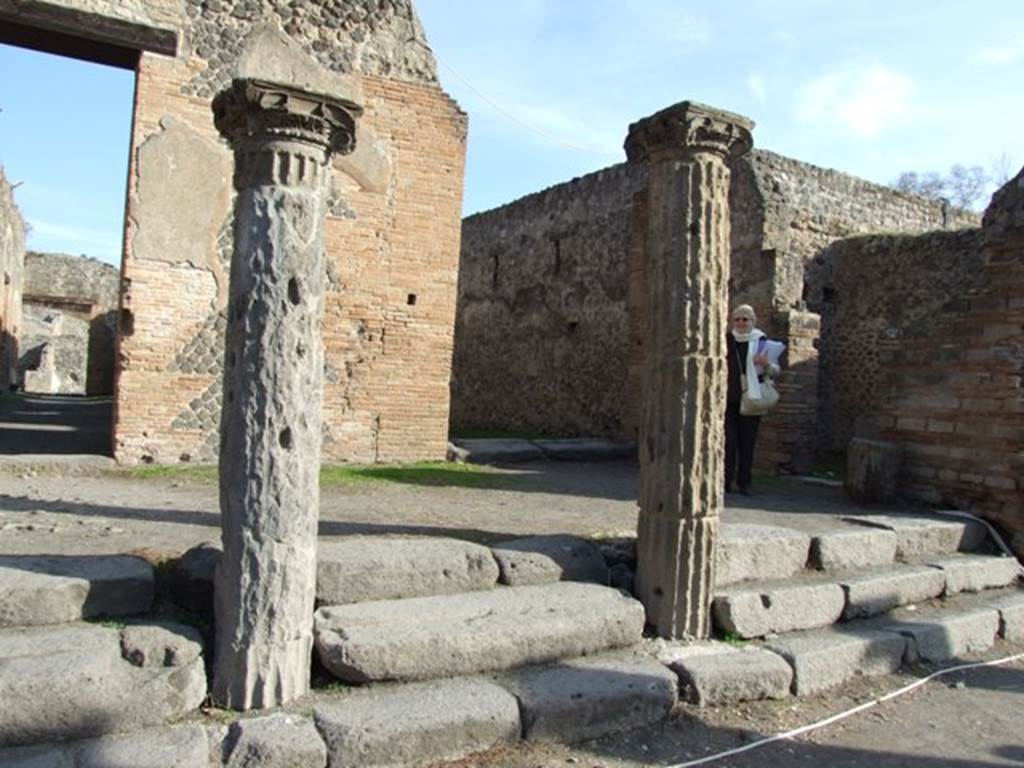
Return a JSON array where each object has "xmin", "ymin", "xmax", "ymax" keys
[{"xmin": 625, "ymin": 101, "xmax": 754, "ymax": 164}]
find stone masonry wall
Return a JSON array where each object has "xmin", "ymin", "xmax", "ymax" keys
[
  {"xmin": 55, "ymin": 0, "xmax": 469, "ymax": 463},
  {"xmin": 877, "ymin": 169, "xmax": 1024, "ymax": 553},
  {"xmin": 0, "ymin": 167, "xmax": 26, "ymax": 391}
]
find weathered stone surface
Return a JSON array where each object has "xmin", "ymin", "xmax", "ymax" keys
[
  {"xmin": 810, "ymin": 527, "xmax": 898, "ymax": 571},
  {"xmin": 533, "ymin": 438, "xmax": 636, "ymax": 462},
  {"xmin": 317, "ymin": 537, "xmax": 498, "ymax": 604},
  {"xmin": 168, "ymin": 541, "xmax": 221, "ymax": 616},
  {"xmin": 927, "ymin": 555, "xmax": 1020, "ymax": 595},
  {"xmin": 765, "ymin": 629, "xmax": 906, "ymax": 696},
  {"xmin": 223, "ymin": 713, "xmax": 326, "ymax": 768},
  {"xmin": 119, "ymin": 621, "xmax": 204, "ymax": 668},
  {"xmin": 453, "ymin": 439, "xmax": 545, "ymax": 464},
  {"xmin": 499, "ymin": 653, "xmax": 677, "ymax": 741},
  {"xmin": 212, "ymin": 78, "xmax": 362, "ymax": 710},
  {"xmin": 716, "ymin": 524, "xmax": 811, "ymax": 585},
  {"xmin": 988, "ymin": 592, "xmax": 1024, "ymax": 640},
  {"xmin": 314, "ymin": 582, "xmax": 645, "ymax": 683},
  {"xmin": 660, "ymin": 643, "xmax": 792, "ymax": 706},
  {"xmin": 74, "ymin": 725, "xmax": 210, "ymax": 768},
  {"xmin": 491, "ymin": 535, "xmax": 608, "ymax": 587},
  {"xmin": 0, "ymin": 554, "xmax": 153, "ymax": 627},
  {"xmin": 314, "ymin": 679, "xmax": 520, "ymax": 768},
  {"xmin": 0, "ymin": 744, "xmax": 73, "ymax": 768},
  {"xmin": 889, "ymin": 609, "xmax": 1001, "ymax": 662},
  {"xmin": 844, "ymin": 438, "xmax": 903, "ymax": 503},
  {"xmin": 839, "ymin": 565, "xmax": 946, "ymax": 619},
  {"xmin": 0, "ymin": 624, "xmax": 207, "ymax": 747},
  {"xmin": 850, "ymin": 514, "xmax": 988, "ymax": 559},
  {"xmin": 712, "ymin": 581, "xmax": 845, "ymax": 639}
]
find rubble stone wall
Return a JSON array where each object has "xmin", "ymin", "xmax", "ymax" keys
[{"xmin": 0, "ymin": 167, "xmax": 25, "ymax": 391}]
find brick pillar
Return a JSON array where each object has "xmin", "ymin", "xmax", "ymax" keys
[
  {"xmin": 625, "ymin": 102, "xmax": 753, "ymax": 639},
  {"xmin": 211, "ymin": 79, "xmax": 361, "ymax": 710}
]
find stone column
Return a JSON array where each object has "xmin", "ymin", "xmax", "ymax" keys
[
  {"xmin": 211, "ymin": 78, "xmax": 361, "ymax": 710},
  {"xmin": 625, "ymin": 102, "xmax": 753, "ymax": 639}
]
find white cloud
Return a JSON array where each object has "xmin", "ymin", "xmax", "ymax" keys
[
  {"xmin": 795, "ymin": 63, "xmax": 912, "ymax": 138},
  {"xmin": 970, "ymin": 46, "xmax": 1023, "ymax": 65},
  {"xmin": 747, "ymin": 74, "xmax": 767, "ymax": 105}
]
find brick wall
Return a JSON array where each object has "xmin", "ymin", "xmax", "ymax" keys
[{"xmin": 0, "ymin": 167, "xmax": 25, "ymax": 391}]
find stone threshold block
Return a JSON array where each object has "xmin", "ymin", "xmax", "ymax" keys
[
  {"xmin": 809, "ymin": 527, "xmax": 898, "ymax": 571},
  {"xmin": 491, "ymin": 534, "xmax": 609, "ymax": 587},
  {"xmin": 656, "ymin": 642, "xmax": 792, "ymax": 706},
  {"xmin": 317, "ymin": 537, "xmax": 499, "ymax": 605},
  {"xmin": 314, "ymin": 582, "xmax": 645, "ymax": 683},
  {"xmin": 0, "ymin": 622, "xmax": 206, "ymax": 747},
  {"xmin": 0, "ymin": 724, "xmax": 214, "ymax": 768},
  {"xmin": 496, "ymin": 652, "xmax": 677, "ymax": 742},
  {"xmin": 926, "ymin": 554, "xmax": 1020, "ymax": 595},
  {"xmin": 715, "ymin": 524, "xmax": 811, "ymax": 586},
  {"xmin": 314, "ymin": 678, "xmax": 520, "ymax": 768},
  {"xmin": 222, "ymin": 713, "xmax": 327, "ymax": 768},
  {"xmin": 886, "ymin": 608, "xmax": 1001, "ymax": 662},
  {"xmin": 712, "ymin": 580, "xmax": 845, "ymax": 639},
  {"xmin": 0, "ymin": 554, "xmax": 153, "ymax": 627},
  {"xmin": 532, "ymin": 438, "xmax": 637, "ymax": 462},
  {"xmin": 847, "ymin": 514, "xmax": 987, "ymax": 560},
  {"xmin": 452, "ymin": 439, "xmax": 545, "ymax": 464},
  {"xmin": 988, "ymin": 592, "xmax": 1024, "ymax": 641},
  {"xmin": 839, "ymin": 565, "xmax": 946, "ymax": 620},
  {"xmin": 765, "ymin": 628, "xmax": 906, "ymax": 697}
]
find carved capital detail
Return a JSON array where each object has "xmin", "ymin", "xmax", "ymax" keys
[{"xmin": 625, "ymin": 101, "xmax": 754, "ymax": 164}]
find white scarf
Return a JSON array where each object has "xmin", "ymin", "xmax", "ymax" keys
[{"xmin": 732, "ymin": 328, "xmax": 765, "ymax": 399}]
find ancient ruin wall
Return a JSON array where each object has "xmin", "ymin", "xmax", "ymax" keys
[
  {"xmin": 83, "ymin": 0, "xmax": 468, "ymax": 463},
  {"xmin": 0, "ymin": 167, "xmax": 26, "ymax": 391}
]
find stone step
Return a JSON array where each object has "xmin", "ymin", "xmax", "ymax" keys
[
  {"xmin": 843, "ymin": 513, "xmax": 988, "ymax": 560},
  {"xmin": 313, "ymin": 582, "xmax": 645, "ymax": 683},
  {"xmin": 0, "ymin": 621, "xmax": 207, "ymax": 748},
  {"xmin": 0, "ymin": 554, "xmax": 154, "ymax": 628},
  {"xmin": 491, "ymin": 534, "xmax": 609, "ymax": 587},
  {"xmin": 654, "ymin": 641, "xmax": 793, "ymax": 707}
]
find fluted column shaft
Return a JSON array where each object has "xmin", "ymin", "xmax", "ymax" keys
[
  {"xmin": 211, "ymin": 79, "xmax": 361, "ymax": 709},
  {"xmin": 625, "ymin": 102, "xmax": 753, "ymax": 639}
]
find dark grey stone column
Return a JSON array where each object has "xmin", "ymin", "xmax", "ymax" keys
[
  {"xmin": 625, "ymin": 102, "xmax": 753, "ymax": 639},
  {"xmin": 211, "ymin": 79, "xmax": 361, "ymax": 709}
]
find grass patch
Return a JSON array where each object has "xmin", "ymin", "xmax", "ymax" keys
[
  {"xmin": 719, "ymin": 631, "xmax": 746, "ymax": 647},
  {"xmin": 115, "ymin": 464, "xmax": 218, "ymax": 482}
]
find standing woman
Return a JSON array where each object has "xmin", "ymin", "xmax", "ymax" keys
[{"xmin": 725, "ymin": 305, "xmax": 779, "ymax": 495}]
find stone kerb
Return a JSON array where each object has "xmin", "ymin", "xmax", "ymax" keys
[
  {"xmin": 211, "ymin": 77, "xmax": 362, "ymax": 711},
  {"xmin": 626, "ymin": 101, "xmax": 753, "ymax": 640}
]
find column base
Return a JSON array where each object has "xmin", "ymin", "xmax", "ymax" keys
[{"xmin": 212, "ymin": 634, "xmax": 313, "ymax": 710}]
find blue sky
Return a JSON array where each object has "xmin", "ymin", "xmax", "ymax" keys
[{"xmin": 1, "ymin": 0, "xmax": 1022, "ymax": 265}]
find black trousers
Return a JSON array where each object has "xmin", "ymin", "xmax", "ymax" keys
[{"xmin": 724, "ymin": 400, "xmax": 760, "ymax": 491}]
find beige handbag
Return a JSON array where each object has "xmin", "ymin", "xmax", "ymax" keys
[{"xmin": 735, "ymin": 343, "xmax": 779, "ymax": 416}]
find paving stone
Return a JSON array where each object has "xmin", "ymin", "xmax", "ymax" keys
[
  {"xmin": 498, "ymin": 653, "xmax": 676, "ymax": 741},
  {"xmin": 849, "ymin": 515, "xmax": 987, "ymax": 559},
  {"xmin": 314, "ymin": 678, "xmax": 520, "ymax": 767},
  {"xmin": 453, "ymin": 439, "xmax": 544, "ymax": 464},
  {"xmin": 0, "ymin": 554, "xmax": 154, "ymax": 627},
  {"xmin": 927, "ymin": 554, "xmax": 1020, "ymax": 595},
  {"xmin": 314, "ymin": 582, "xmax": 645, "ymax": 683},
  {"xmin": 988, "ymin": 592, "xmax": 1024, "ymax": 640},
  {"xmin": 810, "ymin": 528, "xmax": 897, "ymax": 571},
  {"xmin": 317, "ymin": 537, "xmax": 499, "ymax": 605},
  {"xmin": 839, "ymin": 565, "xmax": 946, "ymax": 619},
  {"xmin": 716, "ymin": 524, "xmax": 811, "ymax": 586},
  {"xmin": 0, "ymin": 623, "xmax": 207, "ymax": 747},
  {"xmin": 491, "ymin": 534, "xmax": 609, "ymax": 587},
  {"xmin": 223, "ymin": 713, "xmax": 327, "ymax": 768},
  {"xmin": 74, "ymin": 725, "xmax": 210, "ymax": 768},
  {"xmin": 658, "ymin": 642, "xmax": 791, "ymax": 706},
  {"xmin": 765, "ymin": 629, "xmax": 906, "ymax": 696},
  {"xmin": 712, "ymin": 581, "xmax": 845, "ymax": 639},
  {"xmin": 887, "ymin": 608, "xmax": 1000, "ymax": 662},
  {"xmin": 532, "ymin": 438, "xmax": 636, "ymax": 462},
  {"xmin": 0, "ymin": 744, "xmax": 73, "ymax": 767}
]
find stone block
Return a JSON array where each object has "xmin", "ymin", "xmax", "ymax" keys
[
  {"xmin": 0, "ymin": 554, "xmax": 154, "ymax": 627},
  {"xmin": 499, "ymin": 653, "xmax": 676, "ymax": 741},
  {"xmin": 660, "ymin": 643, "xmax": 792, "ymax": 706},
  {"xmin": 810, "ymin": 528, "xmax": 897, "ymax": 571},
  {"xmin": 168, "ymin": 541, "xmax": 221, "ymax": 617},
  {"xmin": 453, "ymin": 439, "xmax": 544, "ymax": 464},
  {"xmin": 926, "ymin": 555, "xmax": 1020, "ymax": 595},
  {"xmin": 314, "ymin": 582, "xmax": 645, "ymax": 683},
  {"xmin": 839, "ymin": 566, "xmax": 946, "ymax": 619},
  {"xmin": 223, "ymin": 713, "xmax": 327, "ymax": 768},
  {"xmin": 317, "ymin": 537, "xmax": 499, "ymax": 605},
  {"xmin": 988, "ymin": 593, "xmax": 1024, "ymax": 640},
  {"xmin": 765, "ymin": 629, "xmax": 906, "ymax": 696},
  {"xmin": 712, "ymin": 582, "xmax": 845, "ymax": 639},
  {"xmin": 74, "ymin": 725, "xmax": 211, "ymax": 768},
  {"xmin": 715, "ymin": 524, "xmax": 811, "ymax": 586},
  {"xmin": 850, "ymin": 515, "xmax": 987, "ymax": 559},
  {"xmin": 491, "ymin": 535, "xmax": 609, "ymax": 587},
  {"xmin": 0, "ymin": 744, "xmax": 73, "ymax": 767},
  {"xmin": 533, "ymin": 439, "xmax": 636, "ymax": 462},
  {"xmin": 314, "ymin": 679, "xmax": 520, "ymax": 767},
  {"xmin": 889, "ymin": 609, "xmax": 1000, "ymax": 662},
  {"xmin": 120, "ymin": 621, "xmax": 204, "ymax": 667}
]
